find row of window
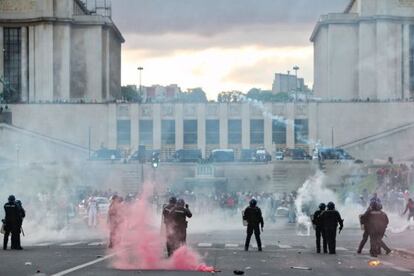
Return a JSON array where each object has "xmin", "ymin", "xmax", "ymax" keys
[{"xmin": 117, "ymin": 119, "xmax": 309, "ymax": 146}]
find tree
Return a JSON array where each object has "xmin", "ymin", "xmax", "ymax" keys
[
  {"xmin": 245, "ymin": 88, "xmax": 290, "ymax": 102},
  {"xmin": 180, "ymin": 88, "xmax": 208, "ymax": 103},
  {"xmin": 217, "ymin": 91, "xmax": 245, "ymax": 103},
  {"xmin": 121, "ymin": 85, "xmax": 141, "ymax": 102}
]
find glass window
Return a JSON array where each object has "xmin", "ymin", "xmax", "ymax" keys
[
  {"xmin": 294, "ymin": 119, "xmax": 309, "ymax": 144},
  {"xmin": 162, "ymin": 120, "xmax": 175, "ymax": 145},
  {"xmin": 117, "ymin": 120, "xmax": 131, "ymax": 146},
  {"xmin": 272, "ymin": 120, "xmax": 287, "ymax": 144},
  {"xmin": 139, "ymin": 120, "xmax": 153, "ymax": 145},
  {"xmin": 206, "ymin": 120, "xmax": 219, "ymax": 144},
  {"xmin": 184, "ymin": 120, "xmax": 197, "ymax": 145},
  {"xmin": 228, "ymin": 119, "xmax": 241, "ymax": 144},
  {"xmin": 3, "ymin": 28, "xmax": 21, "ymax": 103},
  {"xmin": 250, "ymin": 119, "xmax": 264, "ymax": 144}
]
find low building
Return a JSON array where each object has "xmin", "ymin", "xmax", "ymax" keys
[
  {"xmin": 0, "ymin": 0, "xmax": 124, "ymax": 103},
  {"xmin": 143, "ymin": 84, "xmax": 181, "ymax": 103}
]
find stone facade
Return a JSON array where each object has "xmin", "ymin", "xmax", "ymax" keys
[
  {"xmin": 0, "ymin": 0, "xmax": 124, "ymax": 103},
  {"xmin": 311, "ymin": 0, "xmax": 414, "ymax": 100}
]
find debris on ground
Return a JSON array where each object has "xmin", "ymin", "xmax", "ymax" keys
[{"xmin": 291, "ymin": 266, "xmax": 312, "ymax": 270}]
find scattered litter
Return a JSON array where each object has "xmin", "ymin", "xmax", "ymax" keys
[
  {"xmin": 291, "ymin": 266, "xmax": 312, "ymax": 270},
  {"xmin": 338, "ymin": 262, "xmax": 342, "ymax": 265},
  {"xmin": 245, "ymin": 266, "xmax": 251, "ymax": 270},
  {"xmin": 25, "ymin": 262, "xmax": 32, "ymax": 266},
  {"xmin": 233, "ymin": 270, "xmax": 244, "ymax": 275},
  {"xmin": 261, "ymin": 259, "xmax": 267, "ymax": 263},
  {"xmin": 297, "ymin": 251, "xmax": 302, "ymax": 254},
  {"xmin": 96, "ymin": 255, "xmax": 103, "ymax": 258}
]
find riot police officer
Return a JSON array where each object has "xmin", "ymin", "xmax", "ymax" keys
[
  {"xmin": 171, "ymin": 198, "xmax": 192, "ymax": 253},
  {"xmin": 312, "ymin": 203, "xmax": 327, "ymax": 253},
  {"xmin": 364, "ymin": 202, "xmax": 389, "ymax": 257},
  {"xmin": 357, "ymin": 202, "xmax": 391, "ymax": 255},
  {"xmin": 319, "ymin": 202, "xmax": 343, "ymax": 254},
  {"xmin": 243, "ymin": 199, "xmax": 264, "ymax": 251},
  {"xmin": 162, "ymin": 197, "xmax": 177, "ymax": 256},
  {"xmin": 3, "ymin": 195, "xmax": 23, "ymax": 250}
]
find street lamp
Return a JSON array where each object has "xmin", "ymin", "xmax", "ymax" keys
[
  {"xmin": 137, "ymin": 67, "xmax": 144, "ymax": 102},
  {"xmin": 293, "ymin": 66, "xmax": 300, "ymax": 102}
]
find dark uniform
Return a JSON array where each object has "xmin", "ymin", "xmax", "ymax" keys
[
  {"xmin": 312, "ymin": 203, "xmax": 327, "ymax": 253},
  {"xmin": 243, "ymin": 199, "xmax": 264, "ymax": 251},
  {"xmin": 3, "ymin": 195, "xmax": 23, "ymax": 250},
  {"xmin": 170, "ymin": 199, "xmax": 192, "ymax": 254},
  {"xmin": 357, "ymin": 205, "xmax": 391, "ymax": 255},
  {"xmin": 319, "ymin": 202, "xmax": 343, "ymax": 254},
  {"xmin": 162, "ymin": 197, "xmax": 177, "ymax": 256},
  {"xmin": 364, "ymin": 202, "xmax": 389, "ymax": 257}
]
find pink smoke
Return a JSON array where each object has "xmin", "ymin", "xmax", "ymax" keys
[{"xmin": 108, "ymin": 183, "xmax": 215, "ymax": 272}]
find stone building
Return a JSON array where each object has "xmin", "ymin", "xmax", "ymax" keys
[
  {"xmin": 0, "ymin": 0, "xmax": 124, "ymax": 103},
  {"xmin": 311, "ymin": 0, "xmax": 414, "ymax": 100}
]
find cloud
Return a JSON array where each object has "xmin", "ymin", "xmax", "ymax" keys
[
  {"xmin": 122, "ymin": 23, "xmax": 313, "ymax": 55},
  {"xmin": 112, "ymin": 0, "xmax": 349, "ymax": 36}
]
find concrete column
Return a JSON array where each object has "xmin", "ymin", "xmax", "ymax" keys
[
  {"xmin": 286, "ymin": 103, "xmax": 295, "ymax": 148},
  {"xmin": 28, "ymin": 26, "xmax": 35, "ymax": 102},
  {"xmin": 175, "ymin": 104, "xmax": 184, "ymax": 150},
  {"xmin": 197, "ymin": 104, "xmax": 206, "ymax": 157},
  {"xmin": 219, "ymin": 103, "xmax": 228, "ymax": 148},
  {"xmin": 107, "ymin": 104, "xmax": 117, "ymax": 148},
  {"xmin": 20, "ymin": 27, "xmax": 29, "ymax": 102},
  {"xmin": 403, "ymin": 24, "xmax": 410, "ymax": 99},
  {"xmin": 153, "ymin": 104, "xmax": 161, "ymax": 150},
  {"xmin": 130, "ymin": 104, "xmax": 139, "ymax": 150},
  {"xmin": 34, "ymin": 24, "xmax": 54, "ymax": 101},
  {"xmin": 358, "ymin": 21, "xmax": 377, "ymax": 100},
  {"xmin": 0, "ymin": 27, "xmax": 3, "ymax": 94},
  {"xmin": 264, "ymin": 103, "xmax": 272, "ymax": 152},
  {"xmin": 241, "ymin": 103, "xmax": 250, "ymax": 149},
  {"xmin": 53, "ymin": 25, "xmax": 71, "ymax": 100},
  {"xmin": 308, "ymin": 103, "xmax": 318, "ymax": 150}
]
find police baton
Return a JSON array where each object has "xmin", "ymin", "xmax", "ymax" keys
[{"xmin": 21, "ymin": 227, "xmax": 25, "ymax": 237}]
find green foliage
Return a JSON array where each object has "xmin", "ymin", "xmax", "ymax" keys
[
  {"xmin": 217, "ymin": 91, "xmax": 245, "ymax": 103},
  {"xmin": 246, "ymin": 88, "xmax": 290, "ymax": 102},
  {"xmin": 180, "ymin": 88, "xmax": 208, "ymax": 103},
  {"xmin": 121, "ymin": 86, "xmax": 142, "ymax": 102}
]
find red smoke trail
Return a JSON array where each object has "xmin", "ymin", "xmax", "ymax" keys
[{"xmin": 108, "ymin": 183, "xmax": 215, "ymax": 272}]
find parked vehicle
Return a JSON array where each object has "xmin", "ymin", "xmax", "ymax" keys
[
  {"xmin": 210, "ymin": 149, "xmax": 235, "ymax": 162},
  {"xmin": 291, "ymin": 148, "xmax": 311, "ymax": 160},
  {"xmin": 275, "ymin": 151, "xmax": 284, "ymax": 160},
  {"xmin": 240, "ymin": 149, "xmax": 257, "ymax": 162},
  {"xmin": 173, "ymin": 149, "xmax": 202, "ymax": 162},
  {"xmin": 318, "ymin": 148, "xmax": 354, "ymax": 161},
  {"xmin": 255, "ymin": 149, "xmax": 272, "ymax": 162},
  {"xmin": 90, "ymin": 148, "xmax": 122, "ymax": 160},
  {"xmin": 128, "ymin": 149, "xmax": 160, "ymax": 162}
]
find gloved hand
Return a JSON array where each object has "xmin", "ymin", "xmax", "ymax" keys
[
  {"xmin": 261, "ymin": 227, "xmax": 264, "ymax": 232},
  {"xmin": 339, "ymin": 226, "xmax": 343, "ymax": 233}
]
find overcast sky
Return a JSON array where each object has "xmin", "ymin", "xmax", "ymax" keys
[{"xmin": 111, "ymin": 0, "xmax": 349, "ymax": 99}]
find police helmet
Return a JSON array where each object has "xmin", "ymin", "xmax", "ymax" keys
[
  {"xmin": 327, "ymin": 202, "xmax": 335, "ymax": 210},
  {"xmin": 319, "ymin": 203, "xmax": 326, "ymax": 210},
  {"xmin": 8, "ymin": 195, "xmax": 15, "ymax": 202},
  {"xmin": 249, "ymin": 199, "xmax": 257, "ymax": 207},
  {"xmin": 177, "ymin": 198, "xmax": 185, "ymax": 207},
  {"xmin": 370, "ymin": 201, "xmax": 381, "ymax": 211},
  {"xmin": 169, "ymin": 196, "xmax": 177, "ymax": 204}
]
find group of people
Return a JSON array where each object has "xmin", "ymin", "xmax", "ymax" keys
[
  {"xmin": 311, "ymin": 202, "xmax": 344, "ymax": 254},
  {"xmin": 2, "ymin": 195, "xmax": 25, "ymax": 250},
  {"xmin": 162, "ymin": 197, "xmax": 192, "ymax": 256},
  {"xmin": 312, "ymin": 196, "xmax": 390, "ymax": 257}
]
